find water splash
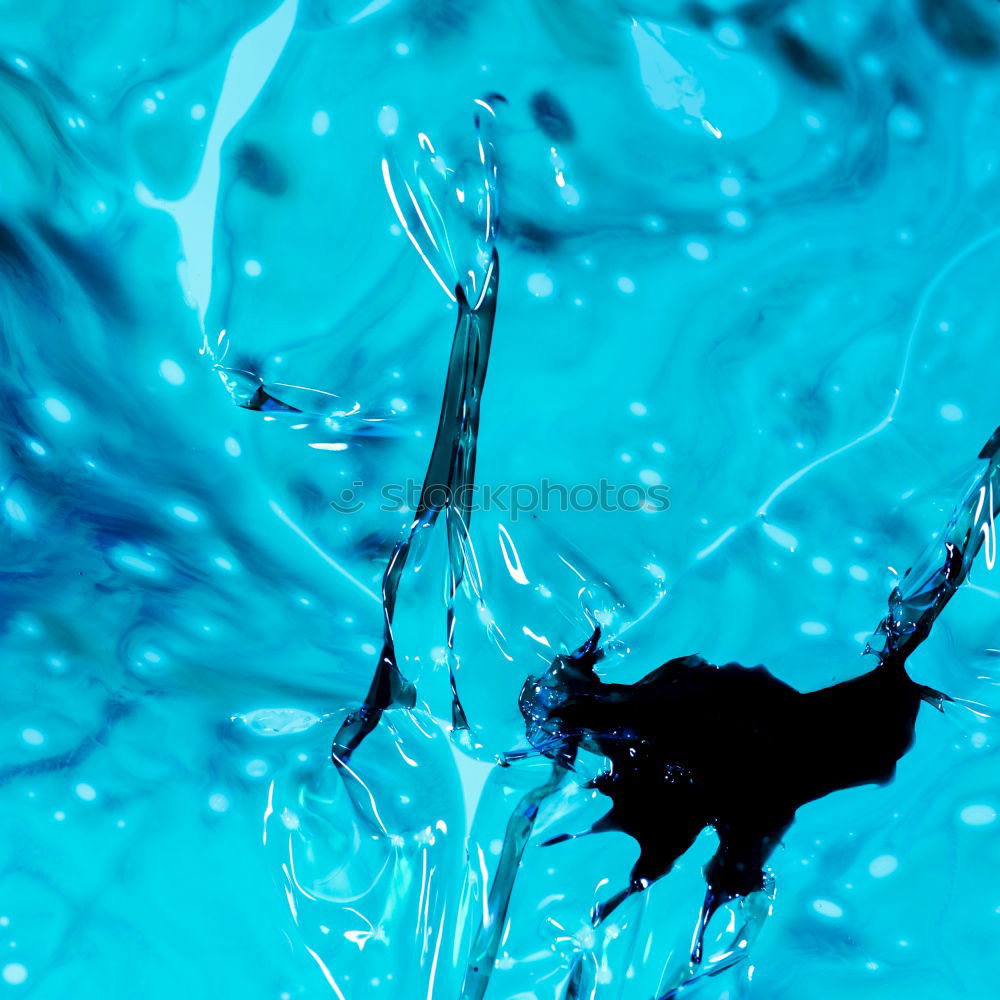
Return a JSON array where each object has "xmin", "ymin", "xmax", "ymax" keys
[
  {"xmin": 331, "ymin": 99, "xmax": 501, "ymax": 764},
  {"xmin": 516, "ymin": 427, "xmax": 1000, "ymax": 996}
]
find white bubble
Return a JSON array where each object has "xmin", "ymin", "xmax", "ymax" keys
[
  {"xmin": 377, "ymin": 105, "xmax": 399, "ymax": 136},
  {"xmin": 527, "ymin": 272, "xmax": 554, "ymax": 297},
  {"xmin": 238, "ymin": 708, "xmax": 321, "ymax": 737},
  {"xmin": 868, "ymin": 855, "xmax": 898, "ymax": 878},
  {"xmin": 888, "ymin": 105, "xmax": 923, "ymax": 141},
  {"xmin": 685, "ymin": 241, "xmax": 710, "ymax": 261},
  {"xmin": 190, "ymin": 104, "xmax": 206, "ymax": 121},
  {"xmin": 811, "ymin": 557, "xmax": 833, "ymax": 575},
  {"xmin": 159, "ymin": 359, "xmax": 185, "ymax": 385},
  {"xmin": 245, "ymin": 759, "xmax": 268, "ymax": 778},
  {"xmin": 311, "ymin": 110, "xmax": 330, "ymax": 136},
  {"xmin": 720, "ymin": 176, "xmax": 741, "ymax": 197},
  {"xmin": 394, "ymin": 42, "xmax": 410, "ymax": 56},
  {"xmin": 616, "ymin": 276, "xmax": 636, "ymax": 294},
  {"xmin": 812, "ymin": 899, "xmax": 843, "ymax": 918},
  {"xmin": 20, "ymin": 729, "xmax": 44, "ymax": 746},
  {"xmin": 224, "ymin": 437, "xmax": 241, "ymax": 457},
  {"xmin": 849, "ymin": 565, "xmax": 869, "ymax": 582},
  {"xmin": 629, "ymin": 401, "xmax": 647, "ymax": 417},
  {"xmin": 940, "ymin": 403, "xmax": 963, "ymax": 422},
  {"xmin": 801, "ymin": 621, "xmax": 827, "ymax": 636},
  {"xmin": 244, "ymin": 259, "xmax": 262, "ymax": 278},
  {"xmin": 43, "ymin": 398, "xmax": 71, "ymax": 423},
  {"xmin": 75, "ymin": 783, "xmax": 97, "ymax": 801},
  {"xmin": 2, "ymin": 964, "xmax": 27, "ymax": 985},
  {"xmin": 639, "ymin": 469, "xmax": 661, "ymax": 486},
  {"xmin": 172, "ymin": 505, "xmax": 198, "ymax": 523},
  {"xmin": 208, "ymin": 793, "xmax": 229, "ymax": 813},
  {"xmin": 361, "ymin": 642, "xmax": 377, "ymax": 656},
  {"xmin": 390, "ymin": 397, "xmax": 408, "ymax": 412},
  {"xmin": 725, "ymin": 210, "xmax": 748, "ymax": 229},
  {"xmin": 716, "ymin": 23, "xmax": 742, "ymax": 47},
  {"xmin": 5, "ymin": 500, "xmax": 26, "ymax": 524},
  {"xmin": 960, "ymin": 804, "xmax": 996, "ymax": 826},
  {"xmin": 142, "ymin": 98, "xmax": 156, "ymax": 114},
  {"xmin": 560, "ymin": 185, "xmax": 580, "ymax": 207}
]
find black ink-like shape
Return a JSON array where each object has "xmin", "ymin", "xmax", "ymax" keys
[{"xmin": 519, "ymin": 426, "xmax": 1000, "ymax": 989}]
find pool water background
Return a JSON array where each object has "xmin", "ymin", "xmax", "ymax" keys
[{"xmin": 2, "ymin": 0, "xmax": 1000, "ymax": 996}]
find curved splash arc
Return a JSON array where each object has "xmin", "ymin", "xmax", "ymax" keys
[
  {"xmin": 332, "ymin": 104, "xmax": 501, "ymax": 765},
  {"xmin": 869, "ymin": 426, "xmax": 1000, "ymax": 668},
  {"xmin": 515, "ymin": 424, "xmax": 1000, "ymax": 999}
]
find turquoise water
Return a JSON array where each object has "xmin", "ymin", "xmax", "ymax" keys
[{"xmin": 3, "ymin": 1, "xmax": 1000, "ymax": 997}]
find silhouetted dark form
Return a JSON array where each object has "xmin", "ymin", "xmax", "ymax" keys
[{"xmin": 517, "ymin": 425, "xmax": 1000, "ymax": 995}]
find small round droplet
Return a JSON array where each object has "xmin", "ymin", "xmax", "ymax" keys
[
  {"xmin": 527, "ymin": 272, "xmax": 554, "ymax": 298},
  {"xmin": 43, "ymin": 398, "xmax": 71, "ymax": 423},
  {"xmin": 377, "ymin": 105, "xmax": 399, "ymax": 136},
  {"xmin": 159, "ymin": 359, "xmax": 185, "ymax": 386},
  {"xmin": 685, "ymin": 241, "xmax": 710, "ymax": 261},
  {"xmin": 888, "ymin": 105, "xmax": 923, "ymax": 141},
  {"xmin": 245, "ymin": 759, "xmax": 268, "ymax": 778},
  {"xmin": 2, "ymin": 964, "xmax": 27, "ymax": 986},
  {"xmin": 311, "ymin": 110, "xmax": 330, "ymax": 136},
  {"xmin": 960, "ymin": 804, "xmax": 996, "ymax": 826},
  {"xmin": 868, "ymin": 855, "xmax": 898, "ymax": 878},
  {"xmin": 940, "ymin": 403, "xmax": 963, "ymax": 422}
]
